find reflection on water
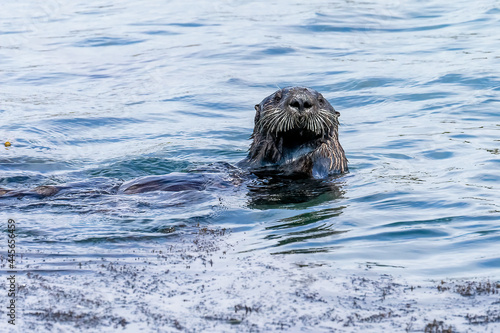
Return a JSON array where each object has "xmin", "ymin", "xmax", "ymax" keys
[
  {"xmin": 265, "ymin": 206, "xmax": 348, "ymax": 255},
  {"xmin": 246, "ymin": 177, "xmax": 344, "ymax": 208},
  {"xmin": 1, "ymin": 0, "xmax": 500, "ymax": 281}
]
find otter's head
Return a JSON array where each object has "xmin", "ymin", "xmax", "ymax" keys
[{"xmin": 244, "ymin": 87, "xmax": 348, "ymax": 178}]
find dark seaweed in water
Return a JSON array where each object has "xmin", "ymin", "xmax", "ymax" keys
[{"xmin": 2, "ymin": 245, "xmax": 498, "ymax": 332}]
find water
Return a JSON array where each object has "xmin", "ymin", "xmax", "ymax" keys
[{"xmin": 1, "ymin": 0, "xmax": 500, "ymax": 331}]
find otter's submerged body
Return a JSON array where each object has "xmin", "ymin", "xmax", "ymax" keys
[{"xmin": 0, "ymin": 87, "xmax": 347, "ymax": 197}]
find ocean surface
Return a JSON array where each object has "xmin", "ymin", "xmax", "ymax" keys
[{"xmin": 1, "ymin": 0, "xmax": 500, "ymax": 331}]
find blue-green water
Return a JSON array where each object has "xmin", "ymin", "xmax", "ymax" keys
[
  {"xmin": 1, "ymin": 0, "xmax": 500, "ymax": 330},
  {"xmin": 1, "ymin": 0, "xmax": 500, "ymax": 275}
]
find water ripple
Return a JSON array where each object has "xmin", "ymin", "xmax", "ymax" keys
[
  {"xmin": 74, "ymin": 37, "xmax": 144, "ymax": 47},
  {"xmin": 1, "ymin": 0, "xmax": 500, "ymax": 280}
]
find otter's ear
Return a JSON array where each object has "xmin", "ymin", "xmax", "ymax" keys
[{"xmin": 254, "ymin": 104, "xmax": 261, "ymax": 124}]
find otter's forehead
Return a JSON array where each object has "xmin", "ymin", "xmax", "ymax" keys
[
  {"xmin": 282, "ymin": 86, "xmax": 318, "ymax": 95},
  {"xmin": 259, "ymin": 86, "xmax": 322, "ymax": 105},
  {"xmin": 274, "ymin": 86, "xmax": 320, "ymax": 98}
]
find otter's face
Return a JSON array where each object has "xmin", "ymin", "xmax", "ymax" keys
[
  {"xmin": 245, "ymin": 86, "xmax": 348, "ymax": 177},
  {"xmin": 254, "ymin": 87, "xmax": 340, "ymax": 147}
]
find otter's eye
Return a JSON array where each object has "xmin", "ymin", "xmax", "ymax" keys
[
  {"xmin": 274, "ymin": 91, "xmax": 282, "ymax": 102},
  {"xmin": 318, "ymin": 96, "xmax": 325, "ymax": 106}
]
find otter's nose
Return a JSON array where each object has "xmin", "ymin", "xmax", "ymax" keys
[{"xmin": 289, "ymin": 95, "xmax": 314, "ymax": 113}]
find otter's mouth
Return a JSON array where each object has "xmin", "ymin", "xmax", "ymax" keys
[{"xmin": 278, "ymin": 127, "xmax": 323, "ymax": 148}]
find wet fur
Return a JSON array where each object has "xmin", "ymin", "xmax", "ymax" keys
[{"xmin": 241, "ymin": 87, "xmax": 348, "ymax": 178}]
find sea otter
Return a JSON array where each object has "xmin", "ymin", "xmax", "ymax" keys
[
  {"xmin": 0, "ymin": 87, "xmax": 347, "ymax": 197},
  {"xmin": 239, "ymin": 86, "xmax": 347, "ymax": 178}
]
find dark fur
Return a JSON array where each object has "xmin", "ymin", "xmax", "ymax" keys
[{"xmin": 239, "ymin": 87, "xmax": 348, "ymax": 178}]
